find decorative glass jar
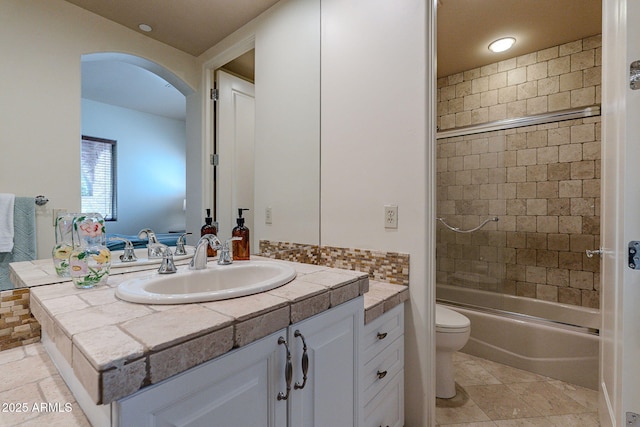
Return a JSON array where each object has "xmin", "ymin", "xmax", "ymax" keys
[
  {"xmin": 52, "ymin": 213, "xmax": 76, "ymax": 277},
  {"xmin": 69, "ymin": 213, "xmax": 111, "ymax": 289}
]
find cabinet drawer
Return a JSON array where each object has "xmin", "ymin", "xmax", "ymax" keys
[
  {"xmin": 361, "ymin": 336, "xmax": 404, "ymax": 405},
  {"xmin": 363, "ymin": 370, "xmax": 404, "ymax": 427},
  {"xmin": 362, "ymin": 304, "xmax": 404, "ymax": 364}
]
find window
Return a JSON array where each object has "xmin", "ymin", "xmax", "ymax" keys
[{"xmin": 81, "ymin": 136, "xmax": 117, "ymax": 220}]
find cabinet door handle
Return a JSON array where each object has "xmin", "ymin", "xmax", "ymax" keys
[
  {"xmin": 277, "ymin": 336, "xmax": 292, "ymax": 401},
  {"xmin": 293, "ymin": 330, "xmax": 309, "ymax": 390},
  {"xmin": 377, "ymin": 370, "xmax": 388, "ymax": 380},
  {"xmin": 377, "ymin": 332, "xmax": 388, "ymax": 340}
]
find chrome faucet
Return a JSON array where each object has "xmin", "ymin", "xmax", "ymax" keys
[
  {"xmin": 157, "ymin": 247, "xmax": 177, "ymax": 274},
  {"xmin": 138, "ymin": 228, "xmax": 165, "ymax": 258},
  {"xmin": 174, "ymin": 232, "xmax": 192, "ymax": 255},
  {"xmin": 190, "ymin": 234, "xmax": 222, "ymax": 270},
  {"xmin": 138, "ymin": 228, "xmax": 159, "ymax": 244},
  {"xmin": 148, "ymin": 242, "xmax": 168, "ymax": 259},
  {"xmin": 217, "ymin": 237, "xmax": 243, "ymax": 265},
  {"xmin": 108, "ymin": 237, "xmax": 137, "ymax": 262}
]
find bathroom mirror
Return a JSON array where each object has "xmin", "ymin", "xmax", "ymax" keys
[
  {"xmin": 211, "ymin": 0, "xmax": 320, "ymax": 257},
  {"xmin": 80, "ymin": 0, "xmax": 321, "ymax": 256}
]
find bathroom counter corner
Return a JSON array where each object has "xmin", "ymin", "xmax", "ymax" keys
[{"xmin": 363, "ymin": 280, "xmax": 409, "ymax": 324}]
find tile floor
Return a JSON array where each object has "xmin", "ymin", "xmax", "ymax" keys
[
  {"xmin": 0, "ymin": 343, "xmax": 600, "ymax": 427},
  {"xmin": 436, "ymin": 352, "xmax": 600, "ymax": 426},
  {"xmin": 0, "ymin": 343, "xmax": 89, "ymax": 427}
]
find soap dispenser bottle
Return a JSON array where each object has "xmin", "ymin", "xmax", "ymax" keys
[
  {"xmin": 201, "ymin": 209, "xmax": 218, "ymax": 257},
  {"xmin": 232, "ymin": 208, "xmax": 250, "ymax": 261}
]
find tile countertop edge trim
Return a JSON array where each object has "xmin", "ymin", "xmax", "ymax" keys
[{"xmin": 27, "ymin": 265, "xmax": 384, "ymax": 405}]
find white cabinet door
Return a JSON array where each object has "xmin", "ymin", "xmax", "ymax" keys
[
  {"xmin": 114, "ymin": 297, "xmax": 363, "ymax": 427},
  {"xmin": 288, "ymin": 297, "xmax": 362, "ymax": 427},
  {"xmin": 115, "ymin": 328, "xmax": 288, "ymax": 427}
]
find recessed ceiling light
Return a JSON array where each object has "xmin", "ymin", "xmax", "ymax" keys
[
  {"xmin": 138, "ymin": 24, "xmax": 153, "ymax": 32},
  {"xmin": 488, "ymin": 37, "xmax": 516, "ymax": 53}
]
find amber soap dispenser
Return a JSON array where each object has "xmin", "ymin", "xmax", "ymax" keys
[
  {"xmin": 201, "ymin": 209, "xmax": 218, "ymax": 257},
  {"xmin": 232, "ymin": 208, "xmax": 250, "ymax": 261}
]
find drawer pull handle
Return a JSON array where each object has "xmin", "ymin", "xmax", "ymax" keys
[
  {"xmin": 377, "ymin": 370, "xmax": 388, "ymax": 380},
  {"xmin": 277, "ymin": 337, "xmax": 292, "ymax": 401},
  {"xmin": 377, "ymin": 332, "xmax": 388, "ymax": 340},
  {"xmin": 293, "ymin": 330, "xmax": 309, "ymax": 390}
]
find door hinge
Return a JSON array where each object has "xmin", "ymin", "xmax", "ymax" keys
[
  {"xmin": 628, "ymin": 241, "xmax": 640, "ymax": 269},
  {"xmin": 631, "ymin": 61, "xmax": 640, "ymax": 90},
  {"xmin": 210, "ymin": 154, "xmax": 219, "ymax": 166},
  {"xmin": 210, "ymin": 88, "xmax": 219, "ymax": 101}
]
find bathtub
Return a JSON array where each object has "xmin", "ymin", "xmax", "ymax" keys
[{"xmin": 437, "ymin": 284, "xmax": 600, "ymax": 390}]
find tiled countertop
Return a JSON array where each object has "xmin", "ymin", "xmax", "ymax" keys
[
  {"xmin": 4, "ymin": 255, "xmax": 407, "ymax": 427},
  {"xmin": 8, "ymin": 255, "xmax": 407, "ymax": 427},
  {"xmin": 27, "ymin": 257, "xmax": 373, "ymax": 405}
]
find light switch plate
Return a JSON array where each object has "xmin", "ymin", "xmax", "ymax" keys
[{"xmin": 265, "ymin": 207, "xmax": 272, "ymax": 224}]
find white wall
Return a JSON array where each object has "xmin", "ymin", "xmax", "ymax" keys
[
  {"xmin": 197, "ymin": 0, "xmax": 321, "ymax": 250},
  {"xmin": 0, "ymin": 0, "xmax": 198, "ymax": 258},
  {"xmin": 253, "ymin": 0, "xmax": 320, "ymax": 247},
  {"xmin": 321, "ymin": 0, "xmax": 433, "ymax": 425},
  {"xmin": 81, "ymin": 99, "xmax": 186, "ymax": 235}
]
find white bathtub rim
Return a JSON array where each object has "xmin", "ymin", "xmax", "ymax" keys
[{"xmin": 436, "ymin": 283, "xmax": 601, "ymax": 330}]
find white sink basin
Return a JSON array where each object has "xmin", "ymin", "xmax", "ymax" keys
[
  {"xmin": 115, "ymin": 260, "xmax": 297, "ymax": 304},
  {"xmin": 110, "ymin": 246, "xmax": 195, "ymax": 269}
]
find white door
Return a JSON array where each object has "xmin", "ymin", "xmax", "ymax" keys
[
  {"xmin": 215, "ymin": 70, "xmax": 255, "ymax": 243},
  {"xmin": 600, "ymin": 0, "xmax": 640, "ymax": 425}
]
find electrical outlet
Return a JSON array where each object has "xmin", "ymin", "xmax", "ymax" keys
[
  {"xmin": 265, "ymin": 207, "xmax": 272, "ymax": 224},
  {"xmin": 384, "ymin": 205, "xmax": 398, "ymax": 229}
]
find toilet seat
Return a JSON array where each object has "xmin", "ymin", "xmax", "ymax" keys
[{"xmin": 436, "ymin": 305, "xmax": 470, "ymax": 333}]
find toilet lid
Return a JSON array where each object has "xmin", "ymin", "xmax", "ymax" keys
[{"xmin": 436, "ymin": 305, "xmax": 470, "ymax": 331}]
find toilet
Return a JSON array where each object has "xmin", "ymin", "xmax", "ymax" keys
[{"xmin": 435, "ymin": 304, "xmax": 471, "ymax": 399}]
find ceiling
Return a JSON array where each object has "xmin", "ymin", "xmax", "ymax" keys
[
  {"xmin": 74, "ymin": 0, "xmax": 602, "ymax": 119},
  {"xmin": 65, "ymin": 0, "xmax": 279, "ymax": 56},
  {"xmin": 437, "ymin": 0, "xmax": 602, "ymax": 77}
]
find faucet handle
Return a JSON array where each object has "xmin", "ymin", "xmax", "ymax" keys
[
  {"xmin": 217, "ymin": 237, "xmax": 243, "ymax": 265},
  {"xmin": 175, "ymin": 232, "xmax": 192, "ymax": 255},
  {"xmin": 109, "ymin": 237, "xmax": 138, "ymax": 262},
  {"xmin": 158, "ymin": 247, "xmax": 177, "ymax": 274}
]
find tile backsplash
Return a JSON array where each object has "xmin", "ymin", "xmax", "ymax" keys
[
  {"xmin": 260, "ymin": 241, "xmax": 410, "ymax": 286},
  {"xmin": 0, "ymin": 288, "xmax": 40, "ymax": 351}
]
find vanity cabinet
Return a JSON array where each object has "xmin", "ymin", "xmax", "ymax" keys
[
  {"xmin": 360, "ymin": 303, "xmax": 405, "ymax": 427},
  {"xmin": 115, "ymin": 297, "xmax": 362, "ymax": 427}
]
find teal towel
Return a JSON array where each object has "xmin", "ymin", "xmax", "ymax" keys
[{"xmin": 0, "ymin": 197, "xmax": 37, "ymax": 291}]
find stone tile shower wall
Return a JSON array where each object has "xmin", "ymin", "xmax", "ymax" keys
[{"xmin": 436, "ymin": 35, "xmax": 601, "ymax": 309}]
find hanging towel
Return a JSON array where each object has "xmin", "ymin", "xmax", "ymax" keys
[
  {"xmin": 0, "ymin": 197, "xmax": 36, "ymax": 291},
  {"xmin": 0, "ymin": 193, "xmax": 15, "ymax": 252}
]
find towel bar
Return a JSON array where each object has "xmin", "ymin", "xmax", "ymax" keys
[{"xmin": 34, "ymin": 195, "xmax": 49, "ymax": 206}]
